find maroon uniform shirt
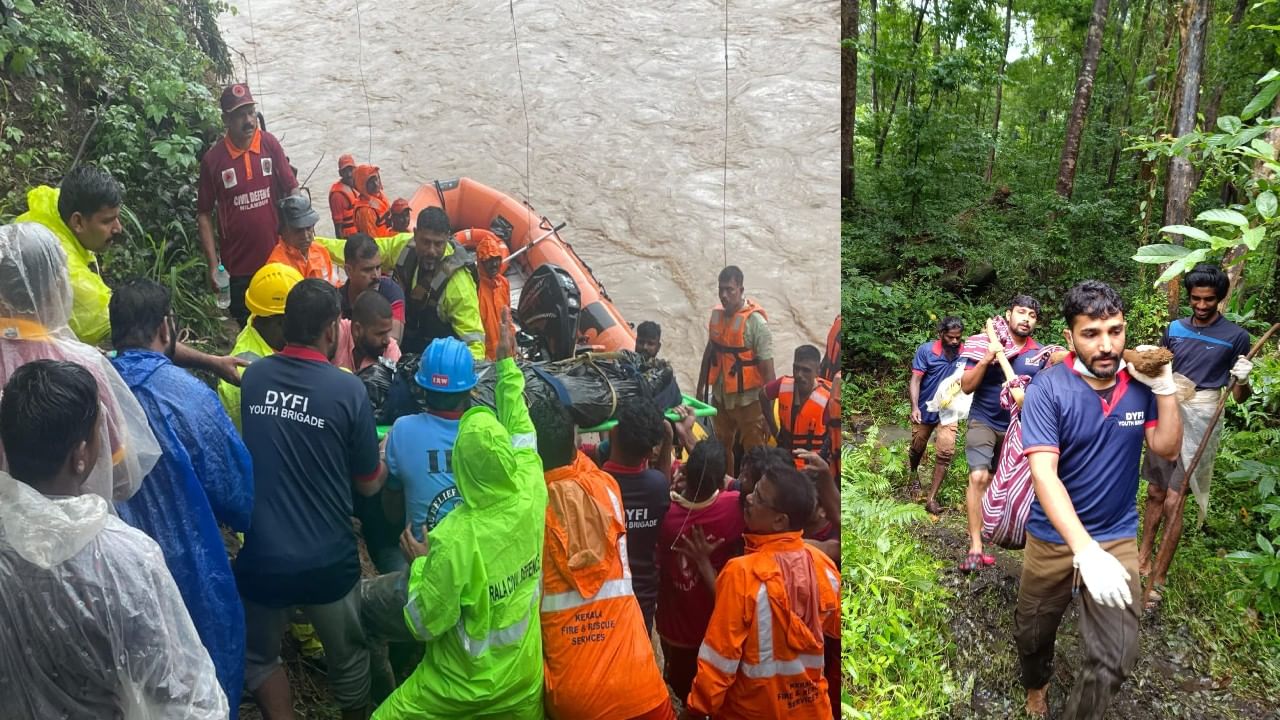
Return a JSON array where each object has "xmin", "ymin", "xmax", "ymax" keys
[{"xmin": 197, "ymin": 129, "xmax": 298, "ymax": 277}]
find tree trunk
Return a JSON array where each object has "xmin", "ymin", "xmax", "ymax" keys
[
  {"xmin": 842, "ymin": 0, "xmax": 858, "ymax": 203},
  {"xmin": 1055, "ymin": 0, "xmax": 1111, "ymax": 199},
  {"xmin": 873, "ymin": 0, "xmax": 929, "ymax": 169},
  {"xmin": 1196, "ymin": 0, "xmax": 1248, "ymax": 185},
  {"xmin": 1163, "ymin": 0, "xmax": 1213, "ymax": 318},
  {"xmin": 1091, "ymin": 0, "xmax": 1129, "ymax": 174},
  {"xmin": 1137, "ymin": 3, "xmax": 1179, "ymax": 241},
  {"xmin": 984, "ymin": 0, "xmax": 1015, "ymax": 183},
  {"xmin": 1108, "ymin": 0, "xmax": 1154, "ymax": 187},
  {"xmin": 870, "ymin": 0, "xmax": 879, "ymax": 116}
]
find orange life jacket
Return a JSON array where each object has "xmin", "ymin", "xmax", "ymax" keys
[
  {"xmin": 266, "ymin": 238, "xmax": 339, "ymax": 286},
  {"xmin": 353, "ymin": 165, "xmax": 395, "ymax": 237},
  {"xmin": 820, "ymin": 314, "xmax": 841, "ymax": 383},
  {"xmin": 686, "ymin": 531, "xmax": 839, "ymax": 719},
  {"xmin": 828, "ymin": 372, "xmax": 841, "ymax": 478},
  {"xmin": 454, "ymin": 227, "xmax": 501, "ymax": 251},
  {"xmin": 777, "ymin": 376, "xmax": 833, "ymax": 464},
  {"xmin": 707, "ymin": 300, "xmax": 768, "ymax": 395},
  {"xmin": 541, "ymin": 452, "xmax": 671, "ymax": 719},
  {"xmin": 476, "ymin": 234, "xmax": 511, "ymax": 361},
  {"xmin": 328, "ymin": 181, "xmax": 358, "ymax": 237}
]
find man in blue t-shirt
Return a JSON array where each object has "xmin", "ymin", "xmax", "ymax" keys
[
  {"xmin": 237, "ymin": 279, "xmax": 387, "ymax": 719},
  {"xmin": 1015, "ymin": 281, "xmax": 1182, "ymax": 719},
  {"xmin": 960, "ymin": 294, "xmax": 1044, "ymax": 570},
  {"xmin": 908, "ymin": 316, "xmax": 965, "ymax": 515},
  {"xmin": 603, "ymin": 396, "xmax": 675, "ymax": 635},
  {"xmin": 1139, "ymin": 263, "xmax": 1253, "ymax": 598},
  {"xmin": 384, "ymin": 337, "xmax": 477, "ymax": 549}
]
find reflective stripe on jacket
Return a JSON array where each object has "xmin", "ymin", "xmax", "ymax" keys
[
  {"xmin": 687, "ymin": 531, "xmax": 840, "ymax": 719},
  {"xmin": 708, "ymin": 301, "xmax": 768, "ymax": 395},
  {"xmin": 540, "ymin": 451, "xmax": 671, "ymax": 719}
]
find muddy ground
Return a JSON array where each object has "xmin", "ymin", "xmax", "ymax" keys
[{"xmin": 910, "ymin": 499, "xmax": 1276, "ymax": 720}]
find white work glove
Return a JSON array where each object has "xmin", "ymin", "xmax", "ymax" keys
[
  {"xmin": 1126, "ymin": 345, "xmax": 1177, "ymax": 396},
  {"xmin": 1072, "ymin": 540, "xmax": 1133, "ymax": 609},
  {"xmin": 1231, "ymin": 355, "xmax": 1253, "ymax": 384}
]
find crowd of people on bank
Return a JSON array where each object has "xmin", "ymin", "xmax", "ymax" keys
[{"xmin": 0, "ymin": 81, "xmax": 846, "ymax": 720}]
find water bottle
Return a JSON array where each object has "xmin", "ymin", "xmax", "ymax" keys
[{"xmin": 214, "ymin": 263, "xmax": 231, "ymax": 310}]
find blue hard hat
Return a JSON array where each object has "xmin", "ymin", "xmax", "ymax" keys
[{"xmin": 415, "ymin": 337, "xmax": 478, "ymax": 392}]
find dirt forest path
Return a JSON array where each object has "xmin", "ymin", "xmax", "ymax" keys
[{"xmin": 908, "ymin": 495, "xmax": 1272, "ymax": 719}]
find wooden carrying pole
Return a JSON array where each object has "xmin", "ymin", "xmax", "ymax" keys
[{"xmin": 1143, "ymin": 321, "xmax": 1280, "ymax": 609}]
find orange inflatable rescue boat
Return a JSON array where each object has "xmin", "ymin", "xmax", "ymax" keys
[{"xmin": 407, "ymin": 177, "xmax": 636, "ymax": 352}]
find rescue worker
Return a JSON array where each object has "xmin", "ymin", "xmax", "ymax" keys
[
  {"xmin": 109, "ymin": 279, "xmax": 254, "ymax": 717},
  {"xmin": 237, "ymin": 279, "xmax": 386, "ymax": 720},
  {"xmin": 537, "ymin": 384, "xmax": 676, "ymax": 719},
  {"xmin": 373, "ymin": 310, "xmax": 547, "ymax": 719},
  {"xmin": 196, "ymin": 83, "xmax": 301, "ymax": 326},
  {"xmin": 389, "ymin": 198, "xmax": 413, "ymax": 233},
  {"xmin": 682, "ymin": 462, "xmax": 840, "ymax": 720},
  {"xmin": 217, "ymin": 263, "xmax": 303, "ymax": 431},
  {"xmin": 476, "ymin": 232, "xmax": 511, "ymax": 361},
  {"xmin": 15, "ymin": 166, "xmax": 244, "ymax": 383},
  {"xmin": 0, "ymin": 223, "xmax": 160, "ymax": 507},
  {"xmin": 266, "ymin": 195, "xmax": 339, "ymax": 285},
  {"xmin": 330, "ymin": 154, "xmax": 360, "ymax": 238},
  {"xmin": 1138, "ymin": 263, "xmax": 1253, "ymax": 610},
  {"xmin": 761, "ymin": 345, "xmax": 833, "ymax": 467},
  {"xmin": 340, "ymin": 233, "xmax": 405, "ymax": 343},
  {"xmin": 335, "ymin": 291, "xmax": 402, "ymax": 375},
  {"xmin": 393, "ymin": 207, "xmax": 485, "ymax": 359},
  {"xmin": 696, "ymin": 266, "xmax": 775, "ymax": 476},
  {"xmin": 820, "ymin": 314, "xmax": 841, "ymax": 383},
  {"xmin": 635, "ymin": 321, "xmax": 662, "ymax": 361},
  {"xmin": 353, "ymin": 164, "xmax": 394, "ymax": 238},
  {"xmin": 0, "ymin": 360, "xmax": 228, "ymax": 719}
]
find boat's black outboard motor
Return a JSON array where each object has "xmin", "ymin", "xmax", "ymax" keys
[{"xmin": 517, "ymin": 263, "xmax": 581, "ymax": 361}]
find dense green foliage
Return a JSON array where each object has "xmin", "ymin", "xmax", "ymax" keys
[
  {"xmin": 841, "ymin": 434, "xmax": 956, "ymax": 718},
  {"xmin": 0, "ymin": 0, "xmax": 234, "ymax": 346}
]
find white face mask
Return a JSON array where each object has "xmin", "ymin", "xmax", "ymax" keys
[{"xmin": 1072, "ymin": 355, "xmax": 1127, "ymax": 379}]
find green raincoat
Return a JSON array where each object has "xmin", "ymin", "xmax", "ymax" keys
[
  {"xmin": 373, "ymin": 357, "xmax": 548, "ymax": 719},
  {"xmin": 15, "ymin": 187, "xmax": 112, "ymax": 345}
]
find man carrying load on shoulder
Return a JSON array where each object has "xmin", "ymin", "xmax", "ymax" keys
[
  {"xmin": 909, "ymin": 316, "xmax": 965, "ymax": 515},
  {"xmin": 393, "ymin": 207, "xmax": 485, "ymax": 359},
  {"xmin": 373, "ymin": 311, "xmax": 547, "ymax": 719},
  {"xmin": 959, "ymin": 294, "xmax": 1044, "ymax": 571},
  {"xmin": 1138, "ymin": 263, "xmax": 1252, "ymax": 609},
  {"xmin": 1016, "ymin": 280, "xmax": 1182, "ymax": 719}
]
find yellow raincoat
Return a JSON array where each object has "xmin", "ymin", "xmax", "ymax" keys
[{"xmin": 15, "ymin": 186, "xmax": 112, "ymax": 345}]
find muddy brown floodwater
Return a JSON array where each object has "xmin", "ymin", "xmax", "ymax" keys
[{"xmin": 218, "ymin": 0, "xmax": 840, "ymax": 388}]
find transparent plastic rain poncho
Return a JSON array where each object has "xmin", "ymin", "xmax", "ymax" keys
[
  {"xmin": 0, "ymin": 223, "xmax": 159, "ymax": 505},
  {"xmin": 0, "ymin": 471, "xmax": 229, "ymax": 718}
]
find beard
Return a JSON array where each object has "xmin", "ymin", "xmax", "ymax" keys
[
  {"xmin": 1084, "ymin": 352, "xmax": 1120, "ymax": 378},
  {"xmin": 1010, "ymin": 323, "xmax": 1033, "ymax": 338}
]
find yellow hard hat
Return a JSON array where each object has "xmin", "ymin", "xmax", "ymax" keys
[{"xmin": 245, "ymin": 263, "xmax": 304, "ymax": 317}]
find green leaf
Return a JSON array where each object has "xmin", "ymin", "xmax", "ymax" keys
[
  {"xmin": 1251, "ymin": 138, "xmax": 1277, "ymax": 160},
  {"xmin": 1218, "ymin": 115, "xmax": 1243, "ymax": 134},
  {"xmin": 1196, "ymin": 208, "xmax": 1249, "ymax": 227},
  {"xmin": 1134, "ymin": 243, "xmax": 1195, "ymax": 264},
  {"xmin": 1158, "ymin": 225, "xmax": 1212, "ymax": 242},
  {"xmin": 1242, "ymin": 224, "xmax": 1265, "ymax": 250},
  {"xmin": 1259, "ymin": 533, "xmax": 1276, "ymax": 555},
  {"xmin": 1242, "ymin": 77, "xmax": 1280, "ymax": 120},
  {"xmin": 1171, "ymin": 133, "xmax": 1197, "ymax": 156},
  {"xmin": 1258, "ymin": 191, "xmax": 1278, "ymax": 218},
  {"xmin": 1260, "ymin": 69, "xmax": 1280, "ymax": 85},
  {"xmin": 1153, "ymin": 250, "xmax": 1209, "ymax": 285}
]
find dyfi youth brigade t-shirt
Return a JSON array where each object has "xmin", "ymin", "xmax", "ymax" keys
[
  {"xmin": 604, "ymin": 460, "xmax": 671, "ymax": 631},
  {"xmin": 962, "ymin": 335, "xmax": 1043, "ymax": 432},
  {"xmin": 1021, "ymin": 359, "xmax": 1158, "ymax": 545},
  {"xmin": 236, "ymin": 345, "xmax": 380, "ymax": 608}
]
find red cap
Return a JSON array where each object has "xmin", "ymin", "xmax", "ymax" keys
[
  {"xmin": 390, "ymin": 198, "xmax": 411, "ymax": 213},
  {"xmin": 338, "ymin": 154, "xmax": 356, "ymax": 171},
  {"xmin": 220, "ymin": 83, "xmax": 256, "ymax": 113}
]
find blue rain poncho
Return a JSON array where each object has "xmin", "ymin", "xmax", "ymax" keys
[{"xmin": 111, "ymin": 349, "xmax": 254, "ymax": 717}]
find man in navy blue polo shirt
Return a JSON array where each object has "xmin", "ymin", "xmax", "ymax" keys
[
  {"xmin": 1139, "ymin": 263, "xmax": 1253, "ymax": 600},
  {"xmin": 1015, "ymin": 280, "xmax": 1182, "ymax": 719},
  {"xmin": 960, "ymin": 294, "xmax": 1044, "ymax": 570},
  {"xmin": 908, "ymin": 316, "xmax": 965, "ymax": 515},
  {"xmin": 237, "ymin": 278, "xmax": 386, "ymax": 720}
]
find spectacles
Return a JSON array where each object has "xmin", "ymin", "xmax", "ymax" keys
[{"xmin": 748, "ymin": 484, "xmax": 782, "ymax": 513}]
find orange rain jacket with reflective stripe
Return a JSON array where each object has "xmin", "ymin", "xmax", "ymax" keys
[
  {"xmin": 707, "ymin": 300, "xmax": 768, "ymax": 395},
  {"xmin": 686, "ymin": 531, "xmax": 840, "ymax": 719},
  {"xmin": 540, "ymin": 451, "xmax": 671, "ymax": 719}
]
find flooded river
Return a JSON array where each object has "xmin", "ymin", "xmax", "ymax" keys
[{"xmin": 219, "ymin": 0, "xmax": 839, "ymax": 387}]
